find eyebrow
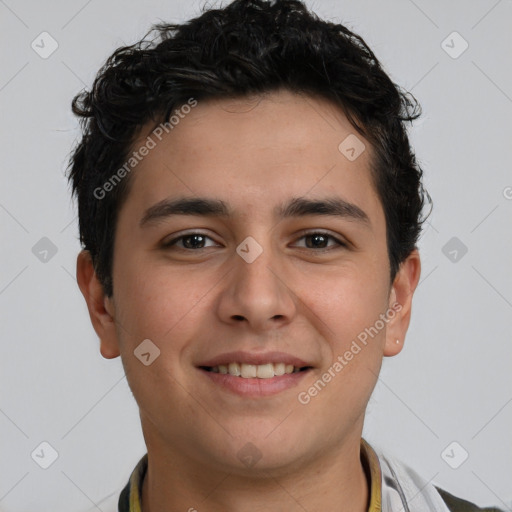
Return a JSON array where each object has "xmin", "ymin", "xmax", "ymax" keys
[{"xmin": 139, "ymin": 196, "xmax": 370, "ymax": 227}]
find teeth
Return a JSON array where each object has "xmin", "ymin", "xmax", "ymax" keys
[
  {"xmin": 209, "ymin": 362, "xmax": 305, "ymax": 378},
  {"xmin": 256, "ymin": 363, "xmax": 274, "ymax": 379},
  {"xmin": 241, "ymin": 364, "xmax": 257, "ymax": 378},
  {"xmin": 274, "ymin": 362, "xmax": 285, "ymax": 376},
  {"xmin": 228, "ymin": 362, "xmax": 241, "ymax": 376}
]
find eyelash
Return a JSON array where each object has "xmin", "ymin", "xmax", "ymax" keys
[{"xmin": 162, "ymin": 231, "xmax": 347, "ymax": 252}]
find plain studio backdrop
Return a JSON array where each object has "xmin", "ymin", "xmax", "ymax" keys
[{"xmin": 1, "ymin": 0, "xmax": 511, "ymax": 511}]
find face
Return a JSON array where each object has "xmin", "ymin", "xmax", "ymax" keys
[{"xmin": 78, "ymin": 89, "xmax": 420, "ymax": 474}]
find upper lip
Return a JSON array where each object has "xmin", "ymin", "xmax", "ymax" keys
[{"xmin": 198, "ymin": 351, "xmax": 312, "ymax": 368}]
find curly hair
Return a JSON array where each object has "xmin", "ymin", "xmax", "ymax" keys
[{"xmin": 67, "ymin": 0, "xmax": 431, "ymax": 297}]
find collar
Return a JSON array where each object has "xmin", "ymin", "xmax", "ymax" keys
[{"xmin": 119, "ymin": 438, "xmax": 382, "ymax": 512}]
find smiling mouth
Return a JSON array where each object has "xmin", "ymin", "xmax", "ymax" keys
[{"xmin": 199, "ymin": 362, "xmax": 312, "ymax": 379}]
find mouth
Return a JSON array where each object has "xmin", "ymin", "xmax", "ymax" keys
[
  {"xmin": 196, "ymin": 352, "xmax": 314, "ymax": 397},
  {"xmin": 199, "ymin": 362, "xmax": 313, "ymax": 379}
]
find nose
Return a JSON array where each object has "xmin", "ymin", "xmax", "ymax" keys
[{"xmin": 215, "ymin": 237, "xmax": 297, "ymax": 333}]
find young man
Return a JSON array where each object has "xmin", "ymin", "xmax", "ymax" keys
[{"xmin": 68, "ymin": 1, "xmax": 504, "ymax": 510}]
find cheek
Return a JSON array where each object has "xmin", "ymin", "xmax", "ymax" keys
[
  {"xmin": 314, "ymin": 273, "xmax": 389, "ymax": 408},
  {"xmin": 111, "ymin": 257, "xmax": 198, "ymax": 347},
  {"xmin": 111, "ymin": 264, "xmax": 208, "ymax": 416},
  {"xmin": 297, "ymin": 278, "xmax": 387, "ymax": 425},
  {"xmin": 300, "ymin": 266, "xmax": 390, "ymax": 350}
]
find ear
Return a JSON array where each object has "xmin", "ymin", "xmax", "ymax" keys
[
  {"xmin": 76, "ymin": 250, "xmax": 120, "ymax": 359},
  {"xmin": 383, "ymin": 249, "xmax": 421, "ymax": 357}
]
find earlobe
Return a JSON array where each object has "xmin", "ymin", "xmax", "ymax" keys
[
  {"xmin": 383, "ymin": 250, "xmax": 421, "ymax": 357},
  {"xmin": 76, "ymin": 250, "xmax": 121, "ymax": 359}
]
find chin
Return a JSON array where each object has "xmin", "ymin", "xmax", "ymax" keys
[{"xmin": 223, "ymin": 429, "xmax": 312, "ymax": 473}]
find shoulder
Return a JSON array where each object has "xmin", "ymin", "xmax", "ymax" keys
[
  {"xmin": 118, "ymin": 481, "xmax": 130, "ymax": 511},
  {"xmin": 436, "ymin": 486, "xmax": 506, "ymax": 512},
  {"xmin": 371, "ymin": 442, "xmax": 507, "ymax": 512}
]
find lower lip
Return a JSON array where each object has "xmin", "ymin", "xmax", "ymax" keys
[{"xmin": 199, "ymin": 368, "xmax": 311, "ymax": 397}]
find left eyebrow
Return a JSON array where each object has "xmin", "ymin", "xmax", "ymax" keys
[
  {"xmin": 276, "ymin": 196, "xmax": 371, "ymax": 226},
  {"xmin": 139, "ymin": 196, "xmax": 371, "ymax": 228}
]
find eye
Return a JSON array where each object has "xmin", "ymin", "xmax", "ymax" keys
[
  {"xmin": 161, "ymin": 231, "xmax": 347, "ymax": 252},
  {"xmin": 293, "ymin": 231, "xmax": 346, "ymax": 250},
  {"xmin": 162, "ymin": 232, "xmax": 219, "ymax": 250}
]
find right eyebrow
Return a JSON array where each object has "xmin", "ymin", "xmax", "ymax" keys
[{"xmin": 140, "ymin": 197, "xmax": 231, "ymax": 227}]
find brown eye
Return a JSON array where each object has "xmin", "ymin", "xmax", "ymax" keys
[
  {"xmin": 294, "ymin": 232, "xmax": 346, "ymax": 250},
  {"xmin": 163, "ymin": 233, "xmax": 218, "ymax": 250},
  {"xmin": 305, "ymin": 233, "xmax": 329, "ymax": 249}
]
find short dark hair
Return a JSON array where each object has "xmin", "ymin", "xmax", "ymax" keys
[{"xmin": 67, "ymin": 0, "xmax": 431, "ymax": 297}]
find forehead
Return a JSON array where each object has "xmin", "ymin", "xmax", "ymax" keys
[{"xmin": 121, "ymin": 89, "xmax": 382, "ymax": 225}]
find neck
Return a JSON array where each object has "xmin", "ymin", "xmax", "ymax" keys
[{"xmin": 140, "ymin": 433, "xmax": 370, "ymax": 512}]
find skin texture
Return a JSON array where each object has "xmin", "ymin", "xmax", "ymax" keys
[{"xmin": 77, "ymin": 89, "xmax": 421, "ymax": 512}]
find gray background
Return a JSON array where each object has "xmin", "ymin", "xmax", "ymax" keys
[{"xmin": 1, "ymin": 0, "xmax": 511, "ymax": 510}]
